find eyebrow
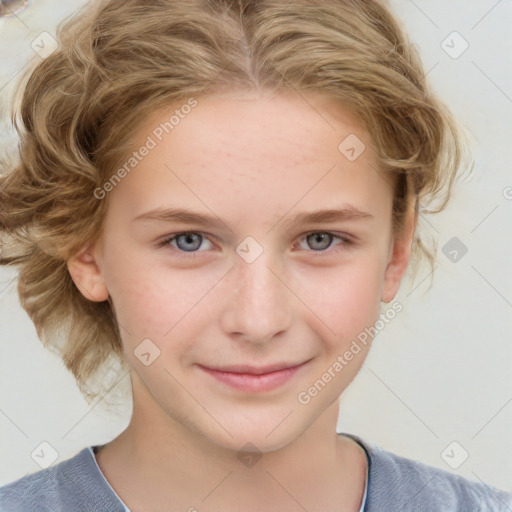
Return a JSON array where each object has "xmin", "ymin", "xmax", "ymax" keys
[{"xmin": 133, "ymin": 205, "xmax": 374, "ymax": 230}]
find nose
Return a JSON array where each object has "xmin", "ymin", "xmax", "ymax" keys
[{"xmin": 218, "ymin": 249, "xmax": 293, "ymax": 345}]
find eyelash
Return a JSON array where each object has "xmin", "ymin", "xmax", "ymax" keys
[{"xmin": 157, "ymin": 231, "xmax": 355, "ymax": 259}]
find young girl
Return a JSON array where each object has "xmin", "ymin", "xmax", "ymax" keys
[{"xmin": 0, "ymin": 0, "xmax": 510, "ymax": 510}]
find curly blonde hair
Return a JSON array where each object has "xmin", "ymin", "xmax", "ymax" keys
[{"xmin": 0, "ymin": 0, "xmax": 472, "ymax": 400}]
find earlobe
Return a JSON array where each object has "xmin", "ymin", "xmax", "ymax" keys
[
  {"xmin": 381, "ymin": 208, "xmax": 417, "ymax": 304},
  {"xmin": 67, "ymin": 243, "xmax": 109, "ymax": 302}
]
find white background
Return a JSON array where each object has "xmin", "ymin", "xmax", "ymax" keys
[{"xmin": 1, "ymin": 0, "xmax": 511, "ymax": 493}]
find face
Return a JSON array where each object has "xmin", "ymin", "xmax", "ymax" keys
[{"xmin": 69, "ymin": 91, "xmax": 414, "ymax": 452}]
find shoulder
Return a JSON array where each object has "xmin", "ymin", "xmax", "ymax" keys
[
  {"xmin": 343, "ymin": 433, "xmax": 512, "ymax": 512},
  {"xmin": 0, "ymin": 447, "xmax": 125, "ymax": 512}
]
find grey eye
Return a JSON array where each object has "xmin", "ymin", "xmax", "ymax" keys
[
  {"xmin": 175, "ymin": 233, "xmax": 203, "ymax": 252},
  {"xmin": 306, "ymin": 232, "xmax": 334, "ymax": 251}
]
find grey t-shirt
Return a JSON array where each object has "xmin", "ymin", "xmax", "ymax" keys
[{"xmin": 1, "ymin": 433, "xmax": 511, "ymax": 511}]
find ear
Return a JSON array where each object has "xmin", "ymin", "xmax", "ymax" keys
[
  {"xmin": 67, "ymin": 242, "xmax": 109, "ymax": 302},
  {"xmin": 381, "ymin": 204, "xmax": 417, "ymax": 304}
]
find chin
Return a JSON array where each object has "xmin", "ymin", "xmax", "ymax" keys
[
  {"xmin": 213, "ymin": 429, "xmax": 299, "ymax": 455},
  {"xmin": 196, "ymin": 409, "xmax": 312, "ymax": 455}
]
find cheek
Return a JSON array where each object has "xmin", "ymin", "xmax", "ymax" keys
[
  {"xmin": 295, "ymin": 258, "xmax": 384, "ymax": 344},
  {"xmin": 102, "ymin": 248, "xmax": 222, "ymax": 352}
]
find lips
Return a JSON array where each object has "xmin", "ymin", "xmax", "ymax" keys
[
  {"xmin": 197, "ymin": 360, "xmax": 311, "ymax": 393},
  {"xmin": 200, "ymin": 361, "xmax": 307, "ymax": 375}
]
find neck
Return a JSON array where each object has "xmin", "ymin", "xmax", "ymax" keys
[{"xmin": 95, "ymin": 375, "xmax": 363, "ymax": 512}]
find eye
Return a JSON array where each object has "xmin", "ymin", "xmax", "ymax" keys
[
  {"xmin": 157, "ymin": 230, "xmax": 354, "ymax": 259},
  {"xmin": 296, "ymin": 231, "xmax": 354, "ymax": 255},
  {"xmin": 158, "ymin": 232, "xmax": 213, "ymax": 258}
]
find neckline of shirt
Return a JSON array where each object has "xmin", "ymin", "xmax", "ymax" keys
[{"xmin": 87, "ymin": 432, "xmax": 370, "ymax": 512}]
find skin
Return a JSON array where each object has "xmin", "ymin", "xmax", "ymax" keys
[{"xmin": 67, "ymin": 90, "xmax": 416, "ymax": 512}]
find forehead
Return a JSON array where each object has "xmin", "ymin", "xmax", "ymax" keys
[
  {"xmin": 129, "ymin": 90, "xmax": 372, "ymax": 163},
  {"xmin": 108, "ymin": 92, "xmax": 391, "ymax": 223}
]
